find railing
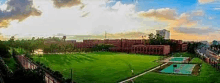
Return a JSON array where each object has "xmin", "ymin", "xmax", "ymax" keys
[{"xmin": 15, "ymin": 55, "xmax": 62, "ymax": 83}]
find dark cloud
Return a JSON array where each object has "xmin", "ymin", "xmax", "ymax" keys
[
  {"xmin": 173, "ymin": 27, "xmax": 218, "ymax": 35},
  {"xmin": 0, "ymin": 0, "xmax": 42, "ymax": 28},
  {"xmin": 52, "ymin": 0, "xmax": 81, "ymax": 8}
]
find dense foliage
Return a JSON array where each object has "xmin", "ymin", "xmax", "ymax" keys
[
  {"xmin": 0, "ymin": 41, "xmax": 11, "ymax": 58},
  {"xmin": 92, "ymin": 43, "xmax": 115, "ymax": 51},
  {"xmin": 187, "ymin": 42, "xmax": 202, "ymax": 54}
]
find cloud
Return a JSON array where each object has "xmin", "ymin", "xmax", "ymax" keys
[
  {"xmin": 138, "ymin": 8, "xmax": 177, "ymax": 20},
  {"xmin": 52, "ymin": 0, "xmax": 81, "ymax": 8},
  {"xmin": 208, "ymin": 17, "xmax": 214, "ymax": 19},
  {"xmin": 0, "ymin": 0, "xmax": 42, "ymax": 28},
  {"xmin": 0, "ymin": 1, "xmax": 148, "ymax": 37},
  {"xmin": 198, "ymin": 0, "xmax": 216, "ymax": 4},
  {"xmin": 192, "ymin": 10, "xmax": 204, "ymax": 16},
  {"xmin": 173, "ymin": 27, "xmax": 217, "ymax": 35},
  {"xmin": 138, "ymin": 8, "xmax": 198, "ymax": 29},
  {"xmin": 214, "ymin": 8, "xmax": 220, "ymax": 10}
]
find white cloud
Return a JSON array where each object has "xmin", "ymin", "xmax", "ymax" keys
[
  {"xmin": 1, "ymin": 0, "xmax": 156, "ymax": 37},
  {"xmin": 214, "ymin": 8, "xmax": 220, "ymax": 10},
  {"xmin": 138, "ymin": 8, "xmax": 177, "ymax": 20},
  {"xmin": 192, "ymin": 10, "xmax": 204, "ymax": 16},
  {"xmin": 208, "ymin": 17, "xmax": 214, "ymax": 19}
]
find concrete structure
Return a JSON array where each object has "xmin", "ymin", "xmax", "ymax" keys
[
  {"xmin": 16, "ymin": 55, "xmax": 61, "ymax": 83},
  {"xmin": 34, "ymin": 49, "xmax": 44, "ymax": 55},
  {"xmin": 156, "ymin": 29, "xmax": 170, "ymax": 39}
]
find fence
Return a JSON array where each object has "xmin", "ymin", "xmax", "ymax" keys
[{"xmin": 15, "ymin": 55, "xmax": 61, "ymax": 83}]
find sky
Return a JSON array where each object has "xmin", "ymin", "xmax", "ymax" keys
[{"xmin": 0, "ymin": 0, "xmax": 220, "ymax": 42}]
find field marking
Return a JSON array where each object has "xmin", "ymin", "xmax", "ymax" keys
[{"xmin": 119, "ymin": 62, "xmax": 168, "ymax": 83}]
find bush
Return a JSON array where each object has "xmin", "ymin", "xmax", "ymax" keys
[{"xmin": 54, "ymin": 71, "xmax": 63, "ymax": 78}]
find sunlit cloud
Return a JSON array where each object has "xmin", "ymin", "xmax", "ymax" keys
[
  {"xmin": 52, "ymin": 0, "xmax": 81, "ymax": 8},
  {"xmin": 0, "ymin": 0, "xmax": 42, "ymax": 28},
  {"xmin": 198, "ymin": 0, "xmax": 216, "ymax": 4}
]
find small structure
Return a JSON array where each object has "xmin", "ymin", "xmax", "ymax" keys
[{"xmin": 34, "ymin": 49, "xmax": 44, "ymax": 55}]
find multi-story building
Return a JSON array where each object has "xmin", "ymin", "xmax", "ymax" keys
[
  {"xmin": 156, "ymin": 29, "xmax": 170, "ymax": 39},
  {"xmin": 72, "ymin": 38, "xmax": 187, "ymax": 55}
]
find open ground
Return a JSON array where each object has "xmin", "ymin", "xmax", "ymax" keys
[{"xmin": 32, "ymin": 52, "xmax": 161, "ymax": 83}]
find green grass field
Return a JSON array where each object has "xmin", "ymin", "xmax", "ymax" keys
[
  {"xmin": 190, "ymin": 58, "xmax": 203, "ymax": 63},
  {"xmin": 32, "ymin": 52, "xmax": 160, "ymax": 83},
  {"xmin": 134, "ymin": 58, "xmax": 220, "ymax": 83}
]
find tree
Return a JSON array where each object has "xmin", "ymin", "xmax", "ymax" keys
[
  {"xmin": 63, "ymin": 36, "xmax": 66, "ymax": 42},
  {"xmin": 50, "ymin": 44, "xmax": 58, "ymax": 53},
  {"xmin": 8, "ymin": 36, "xmax": 15, "ymax": 47},
  {"xmin": 0, "ymin": 41, "xmax": 10, "ymax": 58},
  {"xmin": 62, "ymin": 43, "xmax": 69, "ymax": 54},
  {"xmin": 5, "ymin": 68, "xmax": 46, "ymax": 83},
  {"xmin": 148, "ymin": 33, "xmax": 155, "ymax": 45},
  {"xmin": 155, "ymin": 34, "xmax": 165, "ymax": 45}
]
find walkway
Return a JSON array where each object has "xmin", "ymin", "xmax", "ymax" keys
[{"xmin": 119, "ymin": 62, "xmax": 168, "ymax": 83}]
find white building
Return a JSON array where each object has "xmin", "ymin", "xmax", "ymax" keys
[{"xmin": 156, "ymin": 29, "xmax": 170, "ymax": 39}]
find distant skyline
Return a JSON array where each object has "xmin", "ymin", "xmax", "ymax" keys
[{"xmin": 0, "ymin": 0, "xmax": 220, "ymax": 41}]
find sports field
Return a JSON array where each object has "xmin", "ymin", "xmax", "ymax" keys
[
  {"xmin": 32, "ymin": 52, "xmax": 160, "ymax": 83},
  {"xmin": 160, "ymin": 64, "xmax": 196, "ymax": 74},
  {"xmin": 134, "ymin": 58, "xmax": 220, "ymax": 83},
  {"xmin": 169, "ymin": 57, "xmax": 189, "ymax": 62}
]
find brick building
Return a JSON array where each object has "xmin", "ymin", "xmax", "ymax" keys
[
  {"xmin": 61, "ymin": 38, "xmax": 186, "ymax": 55},
  {"xmin": 131, "ymin": 45, "xmax": 170, "ymax": 55}
]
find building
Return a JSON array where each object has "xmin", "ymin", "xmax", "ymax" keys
[
  {"xmin": 131, "ymin": 45, "xmax": 170, "ymax": 55},
  {"xmin": 34, "ymin": 49, "xmax": 44, "ymax": 55},
  {"xmin": 66, "ymin": 40, "xmax": 76, "ymax": 43},
  {"xmin": 156, "ymin": 29, "xmax": 170, "ymax": 39}
]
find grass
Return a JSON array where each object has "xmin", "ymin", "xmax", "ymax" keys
[
  {"xmin": 3, "ymin": 58, "xmax": 17, "ymax": 72},
  {"xmin": 190, "ymin": 58, "xmax": 203, "ymax": 64},
  {"xmin": 134, "ymin": 58, "xmax": 220, "ymax": 83},
  {"xmin": 32, "ymin": 52, "xmax": 160, "ymax": 83},
  {"xmin": 172, "ymin": 52, "xmax": 196, "ymax": 58}
]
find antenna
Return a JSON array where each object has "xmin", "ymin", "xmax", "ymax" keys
[{"xmin": 105, "ymin": 31, "xmax": 106, "ymax": 39}]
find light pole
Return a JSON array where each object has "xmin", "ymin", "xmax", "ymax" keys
[{"xmin": 71, "ymin": 68, "xmax": 73, "ymax": 83}]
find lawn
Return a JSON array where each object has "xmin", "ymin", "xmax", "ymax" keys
[
  {"xmin": 134, "ymin": 58, "xmax": 220, "ymax": 83},
  {"xmin": 3, "ymin": 58, "xmax": 17, "ymax": 71},
  {"xmin": 172, "ymin": 52, "xmax": 196, "ymax": 58},
  {"xmin": 190, "ymin": 58, "xmax": 203, "ymax": 64},
  {"xmin": 32, "ymin": 52, "xmax": 160, "ymax": 83}
]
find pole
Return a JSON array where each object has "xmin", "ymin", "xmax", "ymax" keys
[
  {"xmin": 105, "ymin": 31, "xmax": 106, "ymax": 39},
  {"xmin": 71, "ymin": 69, "xmax": 72, "ymax": 83}
]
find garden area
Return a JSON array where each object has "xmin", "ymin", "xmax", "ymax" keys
[{"xmin": 32, "ymin": 52, "xmax": 161, "ymax": 83}]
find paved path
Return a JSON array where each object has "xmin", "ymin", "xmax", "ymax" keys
[{"xmin": 119, "ymin": 62, "xmax": 168, "ymax": 83}]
